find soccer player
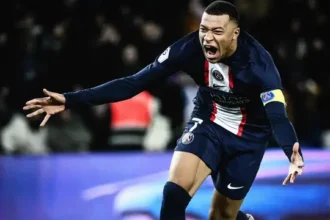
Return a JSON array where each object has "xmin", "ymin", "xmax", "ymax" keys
[{"xmin": 23, "ymin": 1, "xmax": 304, "ymax": 220}]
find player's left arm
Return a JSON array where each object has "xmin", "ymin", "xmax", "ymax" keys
[
  {"xmin": 256, "ymin": 51, "xmax": 304, "ymax": 184},
  {"xmin": 256, "ymin": 51, "xmax": 304, "ymax": 162}
]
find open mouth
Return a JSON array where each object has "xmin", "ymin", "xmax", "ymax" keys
[{"xmin": 204, "ymin": 45, "xmax": 218, "ymax": 60}]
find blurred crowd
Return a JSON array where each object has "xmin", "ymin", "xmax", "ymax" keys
[{"xmin": 0, "ymin": 0, "xmax": 329, "ymax": 155}]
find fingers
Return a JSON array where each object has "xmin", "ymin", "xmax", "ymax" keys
[
  {"xmin": 26, "ymin": 97, "xmax": 50, "ymax": 105},
  {"xmin": 283, "ymin": 172, "xmax": 298, "ymax": 185},
  {"xmin": 283, "ymin": 174, "xmax": 291, "ymax": 185},
  {"xmin": 23, "ymin": 105, "xmax": 42, "ymax": 110},
  {"xmin": 25, "ymin": 89, "xmax": 55, "ymax": 106},
  {"xmin": 290, "ymin": 171, "xmax": 297, "ymax": 183},
  {"xmin": 43, "ymin": 88, "xmax": 56, "ymax": 98},
  {"xmin": 26, "ymin": 108, "xmax": 45, "ymax": 118},
  {"xmin": 43, "ymin": 88, "xmax": 51, "ymax": 96},
  {"xmin": 40, "ymin": 114, "xmax": 51, "ymax": 127},
  {"xmin": 284, "ymin": 166, "xmax": 303, "ymax": 186},
  {"xmin": 43, "ymin": 88, "xmax": 65, "ymax": 104}
]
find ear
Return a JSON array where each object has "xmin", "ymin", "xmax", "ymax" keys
[{"xmin": 233, "ymin": 27, "xmax": 240, "ymax": 40}]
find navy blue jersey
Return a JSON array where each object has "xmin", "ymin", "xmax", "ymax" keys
[
  {"xmin": 151, "ymin": 31, "xmax": 283, "ymax": 142},
  {"xmin": 64, "ymin": 30, "xmax": 301, "ymax": 159}
]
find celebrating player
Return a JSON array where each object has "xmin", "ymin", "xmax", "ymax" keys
[{"xmin": 24, "ymin": 1, "xmax": 304, "ymax": 220}]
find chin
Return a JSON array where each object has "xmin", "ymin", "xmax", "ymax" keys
[{"xmin": 205, "ymin": 56, "xmax": 221, "ymax": 63}]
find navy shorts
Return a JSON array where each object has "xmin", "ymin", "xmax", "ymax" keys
[{"xmin": 175, "ymin": 117, "xmax": 267, "ymax": 200}]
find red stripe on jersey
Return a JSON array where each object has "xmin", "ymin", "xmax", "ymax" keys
[
  {"xmin": 229, "ymin": 67, "xmax": 234, "ymax": 89},
  {"xmin": 237, "ymin": 107, "xmax": 247, "ymax": 136},
  {"xmin": 210, "ymin": 101, "xmax": 217, "ymax": 121},
  {"xmin": 228, "ymin": 68, "xmax": 247, "ymax": 136},
  {"xmin": 204, "ymin": 60, "xmax": 209, "ymax": 86}
]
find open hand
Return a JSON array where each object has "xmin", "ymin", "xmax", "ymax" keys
[
  {"xmin": 283, "ymin": 142, "xmax": 304, "ymax": 185},
  {"xmin": 23, "ymin": 89, "xmax": 66, "ymax": 126}
]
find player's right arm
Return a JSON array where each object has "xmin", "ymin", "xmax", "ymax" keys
[
  {"xmin": 63, "ymin": 51, "xmax": 175, "ymax": 108},
  {"xmin": 23, "ymin": 32, "xmax": 198, "ymax": 126}
]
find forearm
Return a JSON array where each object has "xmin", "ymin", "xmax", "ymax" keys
[
  {"xmin": 265, "ymin": 102, "xmax": 303, "ymax": 161},
  {"xmin": 63, "ymin": 63, "xmax": 168, "ymax": 108},
  {"xmin": 64, "ymin": 77, "xmax": 142, "ymax": 108}
]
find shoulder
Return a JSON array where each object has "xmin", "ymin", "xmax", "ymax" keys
[
  {"xmin": 239, "ymin": 32, "xmax": 282, "ymax": 91},
  {"xmin": 241, "ymin": 32, "xmax": 279, "ymax": 78},
  {"xmin": 156, "ymin": 31, "xmax": 202, "ymax": 66},
  {"xmin": 240, "ymin": 32, "xmax": 275, "ymax": 70}
]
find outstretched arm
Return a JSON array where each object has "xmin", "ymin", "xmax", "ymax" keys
[
  {"xmin": 23, "ymin": 31, "xmax": 198, "ymax": 126},
  {"xmin": 23, "ymin": 62, "xmax": 172, "ymax": 126},
  {"xmin": 64, "ymin": 62, "xmax": 170, "ymax": 108},
  {"xmin": 23, "ymin": 60, "xmax": 174, "ymax": 126},
  {"xmin": 63, "ymin": 31, "xmax": 198, "ymax": 108}
]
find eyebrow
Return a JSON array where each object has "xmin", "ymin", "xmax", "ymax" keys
[{"xmin": 200, "ymin": 25, "xmax": 224, "ymax": 30}]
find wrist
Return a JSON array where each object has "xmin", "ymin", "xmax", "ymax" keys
[
  {"xmin": 281, "ymin": 145, "xmax": 293, "ymax": 161},
  {"xmin": 63, "ymin": 93, "xmax": 72, "ymax": 109}
]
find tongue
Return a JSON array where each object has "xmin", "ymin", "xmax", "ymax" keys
[{"xmin": 207, "ymin": 50, "xmax": 216, "ymax": 56}]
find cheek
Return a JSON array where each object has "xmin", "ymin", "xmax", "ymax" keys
[
  {"xmin": 215, "ymin": 37, "xmax": 225, "ymax": 47},
  {"xmin": 216, "ymin": 37, "xmax": 231, "ymax": 48},
  {"xmin": 199, "ymin": 37, "xmax": 203, "ymax": 45},
  {"xmin": 198, "ymin": 32, "xmax": 204, "ymax": 42}
]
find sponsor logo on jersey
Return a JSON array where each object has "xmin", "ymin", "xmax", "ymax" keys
[
  {"xmin": 212, "ymin": 84, "xmax": 226, "ymax": 89},
  {"xmin": 210, "ymin": 93, "xmax": 250, "ymax": 106}
]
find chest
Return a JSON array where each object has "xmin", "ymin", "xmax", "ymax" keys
[{"xmin": 200, "ymin": 61, "xmax": 259, "ymax": 96}]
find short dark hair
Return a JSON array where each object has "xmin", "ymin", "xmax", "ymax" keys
[{"xmin": 205, "ymin": 1, "xmax": 240, "ymax": 25}]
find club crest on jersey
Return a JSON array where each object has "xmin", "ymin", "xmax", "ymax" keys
[
  {"xmin": 181, "ymin": 132, "xmax": 194, "ymax": 144},
  {"xmin": 212, "ymin": 70, "xmax": 224, "ymax": 81},
  {"xmin": 261, "ymin": 91, "xmax": 275, "ymax": 102}
]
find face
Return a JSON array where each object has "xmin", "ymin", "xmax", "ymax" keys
[{"xmin": 199, "ymin": 12, "xmax": 240, "ymax": 63}]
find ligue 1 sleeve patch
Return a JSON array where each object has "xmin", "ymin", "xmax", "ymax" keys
[
  {"xmin": 260, "ymin": 89, "xmax": 286, "ymax": 106},
  {"xmin": 261, "ymin": 91, "xmax": 275, "ymax": 102},
  {"xmin": 158, "ymin": 47, "xmax": 171, "ymax": 63}
]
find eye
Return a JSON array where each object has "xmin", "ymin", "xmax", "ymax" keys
[
  {"xmin": 200, "ymin": 27, "xmax": 207, "ymax": 32},
  {"xmin": 213, "ymin": 31, "xmax": 223, "ymax": 35}
]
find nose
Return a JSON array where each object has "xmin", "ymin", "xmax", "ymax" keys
[{"xmin": 204, "ymin": 31, "xmax": 213, "ymax": 42}]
